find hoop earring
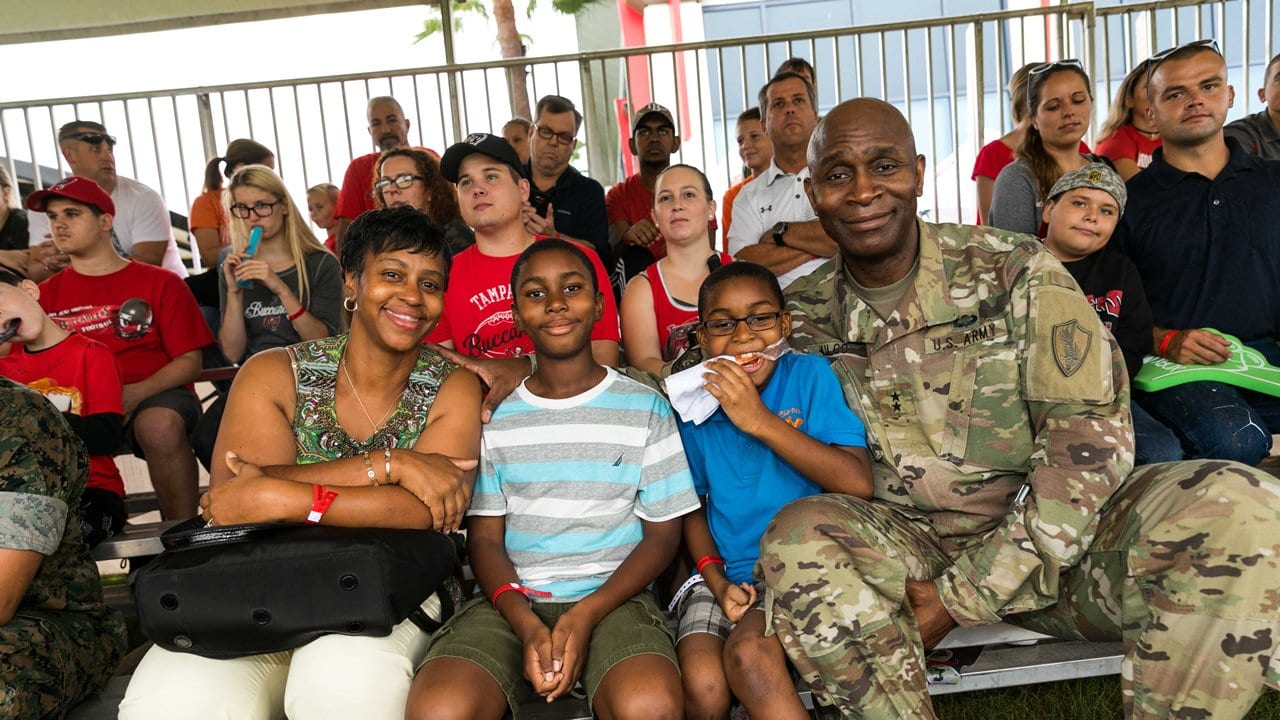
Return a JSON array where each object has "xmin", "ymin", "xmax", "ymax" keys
[{"xmin": 343, "ymin": 297, "xmax": 358, "ymax": 312}]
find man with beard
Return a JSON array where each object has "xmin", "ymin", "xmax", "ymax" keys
[
  {"xmin": 760, "ymin": 97, "xmax": 1280, "ymax": 720},
  {"xmin": 334, "ymin": 96, "xmax": 434, "ymax": 248},
  {"xmin": 607, "ymin": 103, "xmax": 683, "ymax": 286}
]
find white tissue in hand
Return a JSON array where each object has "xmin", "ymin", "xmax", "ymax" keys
[{"xmin": 664, "ymin": 339, "xmax": 790, "ymax": 424}]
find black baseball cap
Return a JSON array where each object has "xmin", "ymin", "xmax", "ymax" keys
[{"xmin": 439, "ymin": 133, "xmax": 524, "ymax": 183}]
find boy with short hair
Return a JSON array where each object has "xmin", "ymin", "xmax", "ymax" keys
[
  {"xmin": 407, "ymin": 239, "xmax": 699, "ymax": 720},
  {"xmin": 1224, "ymin": 52, "xmax": 1280, "ymax": 159},
  {"xmin": 1040, "ymin": 162, "xmax": 1180, "ymax": 464},
  {"xmin": 672, "ymin": 261, "xmax": 872, "ymax": 720},
  {"xmin": 0, "ymin": 267, "xmax": 127, "ymax": 546}
]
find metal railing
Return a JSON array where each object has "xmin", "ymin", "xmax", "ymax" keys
[{"xmin": 0, "ymin": 0, "xmax": 1272, "ymax": 271}]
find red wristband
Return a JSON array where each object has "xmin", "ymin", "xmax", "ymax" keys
[
  {"xmin": 288, "ymin": 306, "xmax": 306, "ymax": 321},
  {"xmin": 491, "ymin": 582, "xmax": 552, "ymax": 606},
  {"xmin": 306, "ymin": 484, "xmax": 338, "ymax": 524},
  {"xmin": 696, "ymin": 555, "xmax": 725, "ymax": 574},
  {"xmin": 1158, "ymin": 330, "xmax": 1180, "ymax": 358}
]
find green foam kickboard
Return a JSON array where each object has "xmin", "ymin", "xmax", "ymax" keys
[{"xmin": 1134, "ymin": 330, "xmax": 1280, "ymax": 396}]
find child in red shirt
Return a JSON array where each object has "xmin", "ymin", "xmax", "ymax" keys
[{"xmin": 0, "ymin": 267, "xmax": 127, "ymax": 545}]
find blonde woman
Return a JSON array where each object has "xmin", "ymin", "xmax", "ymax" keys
[
  {"xmin": 218, "ymin": 165, "xmax": 342, "ymax": 365},
  {"xmin": 1096, "ymin": 60, "xmax": 1161, "ymax": 180}
]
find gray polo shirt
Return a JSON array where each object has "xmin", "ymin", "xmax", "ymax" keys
[{"xmin": 1224, "ymin": 110, "xmax": 1280, "ymax": 160}]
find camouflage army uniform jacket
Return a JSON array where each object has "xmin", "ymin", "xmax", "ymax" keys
[
  {"xmin": 0, "ymin": 380, "xmax": 126, "ymax": 694},
  {"xmin": 784, "ymin": 219, "xmax": 1135, "ymax": 627}
]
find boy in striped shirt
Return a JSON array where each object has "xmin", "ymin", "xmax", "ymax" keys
[{"xmin": 408, "ymin": 239, "xmax": 699, "ymax": 719}]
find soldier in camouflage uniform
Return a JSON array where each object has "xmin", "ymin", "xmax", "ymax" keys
[
  {"xmin": 0, "ymin": 379, "xmax": 127, "ymax": 718},
  {"xmin": 758, "ymin": 98, "xmax": 1280, "ymax": 719}
]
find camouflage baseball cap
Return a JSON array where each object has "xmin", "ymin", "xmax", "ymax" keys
[{"xmin": 1048, "ymin": 162, "xmax": 1126, "ymax": 214}]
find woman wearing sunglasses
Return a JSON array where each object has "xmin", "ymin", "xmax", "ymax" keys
[
  {"xmin": 373, "ymin": 147, "xmax": 474, "ymax": 257},
  {"xmin": 989, "ymin": 59, "xmax": 1100, "ymax": 237}
]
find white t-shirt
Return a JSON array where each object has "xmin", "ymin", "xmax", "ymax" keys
[
  {"xmin": 726, "ymin": 158, "xmax": 825, "ymax": 288},
  {"xmin": 29, "ymin": 175, "xmax": 186, "ymax": 277}
]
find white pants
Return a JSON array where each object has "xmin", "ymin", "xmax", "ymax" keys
[{"xmin": 118, "ymin": 606, "xmax": 435, "ymax": 720}]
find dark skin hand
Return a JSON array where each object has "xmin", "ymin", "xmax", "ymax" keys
[
  {"xmin": 1154, "ymin": 327, "xmax": 1232, "ymax": 365},
  {"xmin": 906, "ymin": 579, "xmax": 958, "ymax": 650},
  {"xmin": 429, "ymin": 343, "xmax": 533, "ymax": 423}
]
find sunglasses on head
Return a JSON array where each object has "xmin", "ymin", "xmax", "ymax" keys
[
  {"xmin": 69, "ymin": 132, "xmax": 117, "ymax": 148},
  {"xmin": 1028, "ymin": 59, "xmax": 1084, "ymax": 77},
  {"xmin": 1146, "ymin": 38, "xmax": 1221, "ymax": 81}
]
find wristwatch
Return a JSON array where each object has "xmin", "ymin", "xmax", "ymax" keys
[{"xmin": 770, "ymin": 221, "xmax": 789, "ymax": 246}]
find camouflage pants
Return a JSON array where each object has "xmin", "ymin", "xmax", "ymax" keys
[
  {"xmin": 758, "ymin": 460, "xmax": 1280, "ymax": 719},
  {"xmin": 0, "ymin": 611, "xmax": 123, "ymax": 720}
]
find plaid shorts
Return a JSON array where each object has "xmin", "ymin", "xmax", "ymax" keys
[{"xmin": 673, "ymin": 580, "xmax": 763, "ymax": 642}]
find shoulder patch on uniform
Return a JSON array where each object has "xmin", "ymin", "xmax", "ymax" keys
[{"xmin": 1051, "ymin": 320, "xmax": 1093, "ymax": 377}]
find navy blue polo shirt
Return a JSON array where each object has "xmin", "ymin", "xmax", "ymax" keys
[
  {"xmin": 1112, "ymin": 139, "xmax": 1280, "ymax": 342},
  {"xmin": 523, "ymin": 162, "xmax": 610, "ymax": 267}
]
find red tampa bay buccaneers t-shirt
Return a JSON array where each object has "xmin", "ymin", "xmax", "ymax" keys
[
  {"xmin": 427, "ymin": 236, "xmax": 620, "ymax": 358},
  {"xmin": 38, "ymin": 260, "xmax": 213, "ymax": 389}
]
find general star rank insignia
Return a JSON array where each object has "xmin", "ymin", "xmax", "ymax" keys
[{"xmin": 1051, "ymin": 320, "xmax": 1092, "ymax": 377}]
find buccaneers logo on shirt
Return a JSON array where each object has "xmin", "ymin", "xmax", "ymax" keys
[{"xmin": 50, "ymin": 298, "xmax": 154, "ymax": 341}]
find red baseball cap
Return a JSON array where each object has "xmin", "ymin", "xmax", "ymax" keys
[{"xmin": 25, "ymin": 176, "xmax": 116, "ymax": 216}]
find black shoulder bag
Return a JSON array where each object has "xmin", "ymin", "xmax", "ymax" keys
[{"xmin": 133, "ymin": 518, "xmax": 458, "ymax": 659}]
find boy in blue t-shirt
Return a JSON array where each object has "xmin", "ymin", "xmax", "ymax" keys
[
  {"xmin": 407, "ymin": 239, "xmax": 701, "ymax": 720},
  {"xmin": 675, "ymin": 261, "xmax": 873, "ymax": 720}
]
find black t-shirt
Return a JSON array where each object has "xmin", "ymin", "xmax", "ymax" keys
[
  {"xmin": 1062, "ymin": 247, "xmax": 1153, "ymax": 382},
  {"xmin": 0, "ymin": 208, "xmax": 29, "ymax": 250}
]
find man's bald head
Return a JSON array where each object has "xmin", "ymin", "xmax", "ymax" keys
[
  {"xmin": 808, "ymin": 98, "xmax": 916, "ymax": 171},
  {"xmin": 367, "ymin": 96, "xmax": 410, "ymax": 152},
  {"xmin": 803, "ymin": 97, "xmax": 925, "ymax": 287}
]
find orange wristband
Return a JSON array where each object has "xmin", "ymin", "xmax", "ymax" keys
[{"xmin": 1158, "ymin": 330, "xmax": 1180, "ymax": 358}]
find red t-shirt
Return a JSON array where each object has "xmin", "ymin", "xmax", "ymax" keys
[
  {"xmin": 38, "ymin": 261, "xmax": 214, "ymax": 388},
  {"xmin": 336, "ymin": 147, "xmax": 441, "ymax": 222},
  {"xmin": 427, "ymin": 236, "xmax": 621, "ymax": 358},
  {"xmin": 324, "ymin": 233, "xmax": 337, "ymax": 254},
  {"xmin": 606, "ymin": 174, "xmax": 666, "ymax": 260},
  {"xmin": 1096, "ymin": 124, "xmax": 1162, "ymax": 170},
  {"xmin": 645, "ymin": 252, "xmax": 734, "ymax": 361},
  {"xmin": 0, "ymin": 333, "xmax": 126, "ymax": 496}
]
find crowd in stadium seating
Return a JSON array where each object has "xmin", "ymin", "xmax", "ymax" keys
[{"xmin": 2, "ymin": 41, "xmax": 1280, "ymax": 720}]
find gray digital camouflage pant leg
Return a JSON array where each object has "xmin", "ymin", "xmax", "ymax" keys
[{"xmin": 759, "ymin": 460, "xmax": 1280, "ymax": 720}]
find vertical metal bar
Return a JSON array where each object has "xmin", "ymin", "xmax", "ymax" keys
[
  {"xmin": 47, "ymin": 106, "xmax": 65, "ymax": 178},
  {"xmin": 1241, "ymin": 0, "xmax": 1250, "ymax": 112},
  {"xmin": 0, "ymin": 112, "xmax": 17, "ymax": 193},
  {"xmin": 195, "ymin": 93, "xmax": 217, "ymax": 164},
  {"xmin": 695, "ymin": 49, "xmax": 708, "ymax": 178},
  {"xmin": 878, "ymin": 31, "xmax": 889, "ymax": 102},
  {"xmin": 23, "ymin": 108, "xmax": 42, "ymax": 189},
  {"xmin": 292, "ymin": 85, "xmax": 310, "ymax": 191},
  {"xmin": 807, "ymin": 37, "xmax": 818, "ymax": 98},
  {"xmin": 145, "ymin": 97, "xmax": 166, "ymax": 201},
  {"xmin": 316, "ymin": 84, "xmax": 334, "ymax": 182},
  {"xmin": 435, "ymin": 74, "xmax": 449, "ymax": 145},
  {"xmin": 170, "ymin": 96, "xmax": 190, "ymax": 212},
  {"xmin": 925, "ymin": 27, "xmax": 940, "ymax": 220},
  {"xmin": 267, "ymin": 88, "xmax": 283, "ymax": 176},
  {"xmin": 482, "ymin": 68, "xmax": 495, "ymax": 136},
  {"xmin": 218, "ymin": 93, "xmax": 230, "ymax": 151},
  {"xmin": 975, "ymin": 22, "xmax": 986, "ymax": 170},
  {"xmin": 440, "ymin": 0, "xmax": 463, "ymax": 140},
  {"xmin": 716, "ymin": 45, "xmax": 732, "ymax": 187},
  {"xmin": 831, "ymin": 34, "xmax": 843, "ymax": 106},
  {"xmin": 339, "ymin": 81, "xmax": 354, "ymax": 162},
  {"xmin": 409, "ymin": 73, "xmax": 423, "ymax": 147},
  {"xmin": 854, "ymin": 34, "xmax": 866, "ymax": 97},
  {"xmin": 995, "ymin": 20, "xmax": 1006, "ymax": 132},
  {"xmin": 902, "ymin": 28, "xmax": 914, "ymax": 129},
  {"xmin": 947, "ymin": 24, "xmax": 962, "ymax": 223},
  {"xmin": 122, "ymin": 103, "xmax": 140, "ymax": 181}
]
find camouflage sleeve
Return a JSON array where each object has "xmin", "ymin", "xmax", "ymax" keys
[
  {"xmin": 936, "ymin": 249, "xmax": 1134, "ymax": 626},
  {"xmin": 0, "ymin": 492, "xmax": 67, "ymax": 556}
]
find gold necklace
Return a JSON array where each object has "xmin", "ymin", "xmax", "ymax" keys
[{"xmin": 340, "ymin": 352, "xmax": 402, "ymax": 434}]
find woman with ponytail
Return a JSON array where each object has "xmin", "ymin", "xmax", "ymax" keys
[
  {"xmin": 988, "ymin": 60, "xmax": 1097, "ymax": 237},
  {"xmin": 189, "ymin": 139, "xmax": 275, "ymax": 268}
]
